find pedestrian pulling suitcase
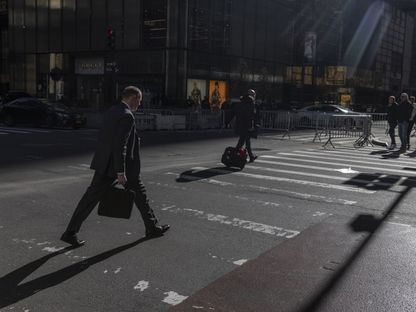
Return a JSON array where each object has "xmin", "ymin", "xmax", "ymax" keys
[{"xmin": 221, "ymin": 147, "xmax": 247, "ymax": 169}]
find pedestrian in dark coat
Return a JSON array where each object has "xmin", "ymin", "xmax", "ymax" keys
[
  {"xmin": 397, "ymin": 92, "xmax": 413, "ymax": 152},
  {"xmin": 60, "ymin": 86, "xmax": 169, "ymax": 246},
  {"xmin": 387, "ymin": 95, "xmax": 399, "ymax": 149},
  {"xmin": 226, "ymin": 89, "xmax": 258, "ymax": 162}
]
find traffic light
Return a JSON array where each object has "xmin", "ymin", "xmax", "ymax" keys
[{"xmin": 107, "ymin": 27, "xmax": 116, "ymax": 49}]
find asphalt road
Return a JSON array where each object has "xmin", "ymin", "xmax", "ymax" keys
[{"xmin": 0, "ymin": 125, "xmax": 416, "ymax": 311}]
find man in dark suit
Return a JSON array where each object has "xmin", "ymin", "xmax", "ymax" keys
[
  {"xmin": 61, "ymin": 86, "xmax": 170, "ymax": 246},
  {"xmin": 226, "ymin": 89, "xmax": 258, "ymax": 162}
]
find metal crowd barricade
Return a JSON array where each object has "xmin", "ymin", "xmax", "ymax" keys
[
  {"xmin": 316, "ymin": 114, "xmax": 373, "ymax": 148},
  {"xmin": 258, "ymin": 110, "xmax": 292, "ymax": 138},
  {"xmin": 366, "ymin": 113, "xmax": 388, "ymax": 136},
  {"xmin": 138, "ymin": 109, "xmax": 224, "ymax": 130}
]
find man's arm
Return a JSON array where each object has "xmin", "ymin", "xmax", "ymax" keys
[{"xmin": 113, "ymin": 114, "xmax": 135, "ymax": 182}]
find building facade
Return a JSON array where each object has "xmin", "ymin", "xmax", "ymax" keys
[
  {"xmin": 8, "ymin": 0, "xmax": 296, "ymax": 110},
  {"xmin": 7, "ymin": 0, "xmax": 416, "ymax": 111},
  {"xmin": 289, "ymin": 0, "xmax": 416, "ymax": 110}
]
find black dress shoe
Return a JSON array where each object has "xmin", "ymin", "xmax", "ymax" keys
[
  {"xmin": 145, "ymin": 224, "xmax": 170, "ymax": 238},
  {"xmin": 60, "ymin": 232, "xmax": 85, "ymax": 246},
  {"xmin": 248, "ymin": 155, "xmax": 258, "ymax": 163}
]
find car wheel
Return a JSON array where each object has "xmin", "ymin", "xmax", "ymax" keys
[{"xmin": 4, "ymin": 114, "xmax": 15, "ymax": 126}]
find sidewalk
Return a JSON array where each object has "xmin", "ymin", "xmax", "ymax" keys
[{"xmin": 170, "ymin": 214, "xmax": 416, "ymax": 312}]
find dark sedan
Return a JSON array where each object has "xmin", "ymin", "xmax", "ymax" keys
[{"xmin": 0, "ymin": 98, "xmax": 87, "ymax": 129}]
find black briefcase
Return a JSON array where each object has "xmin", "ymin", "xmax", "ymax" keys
[{"xmin": 98, "ymin": 183, "xmax": 136, "ymax": 219}]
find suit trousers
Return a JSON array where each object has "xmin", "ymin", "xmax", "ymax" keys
[
  {"xmin": 65, "ymin": 171, "xmax": 159, "ymax": 233},
  {"xmin": 236, "ymin": 134, "xmax": 254, "ymax": 158}
]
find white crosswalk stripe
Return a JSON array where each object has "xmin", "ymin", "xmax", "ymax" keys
[{"xmin": 163, "ymin": 145, "xmax": 416, "ymax": 200}]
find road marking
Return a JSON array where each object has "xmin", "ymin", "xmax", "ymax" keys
[
  {"xmin": 162, "ymin": 205, "xmax": 300, "ymax": 239},
  {"xmin": 162, "ymin": 291, "xmax": 188, "ymax": 306},
  {"xmin": 297, "ymin": 150, "xmax": 416, "ymax": 166},
  {"xmin": 190, "ymin": 166, "xmax": 376, "ymax": 194},
  {"xmin": 242, "ymin": 165, "xmax": 399, "ymax": 188},
  {"xmin": 134, "ymin": 281, "xmax": 150, "ymax": 292},
  {"xmin": 256, "ymin": 159, "xmax": 361, "ymax": 175},
  {"xmin": 233, "ymin": 259, "xmax": 249, "ymax": 266},
  {"xmin": 164, "ymin": 173, "xmax": 357, "ymax": 205},
  {"xmin": 261, "ymin": 154, "xmax": 416, "ymax": 175}
]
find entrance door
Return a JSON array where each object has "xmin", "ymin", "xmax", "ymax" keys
[{"xmin": 76, "ymin": 76, "xmax": 104, "ymax": 110}]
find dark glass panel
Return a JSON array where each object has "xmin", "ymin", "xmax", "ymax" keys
[
  {"xmin": 25, "ymin": 0, "xmax": 37, "ymax": 53},
  {"xmin": 91, "ymin": 0, "xmax": 106, "ymax": 50},
  {"xmin": 49, "ymin": 0, "xmax": 62, "ymax": 51},
  {"xmin": 76, "ymin": 0, "xmax": 90, "ymax": 50},
  {"xmin": 62, "ymin": 0, "xmax": 76, "ymax": 51},
  {"xmin": 37, "ymin": 0, "xmax": 49, "ymax": 52},
  {"xmin": 124, "ymin": 0, "xmax": 140, "ymax": 49},
  {"xmin": 143, "ymin": 0, "xmax": 167, "ymax": 47}
]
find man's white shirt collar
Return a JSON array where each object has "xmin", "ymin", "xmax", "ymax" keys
[{"xmin": 121, "ymin": 101, "xmax": 130, "ymax": 110}]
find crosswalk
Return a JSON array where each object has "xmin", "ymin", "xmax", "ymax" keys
[
  {"xmin": 167, "ymin": 145, "xmax": 416, "ymax": 193},
  {"xmin": 152, "ymin": 145, "xmax": 416, "ymax": 232}
]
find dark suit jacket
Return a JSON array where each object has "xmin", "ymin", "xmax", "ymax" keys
[
  {"xmin": 226, "ymin": 95, "xmax": 257, "ymax": 136},
  {"xmin": 90, "ymin": 102, "xmax": 140, "ymax": 180}
]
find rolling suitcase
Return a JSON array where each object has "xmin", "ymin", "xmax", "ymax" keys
[{"xmin": 221, "ymin": 147, "xmax": 247, "ymax": 169}]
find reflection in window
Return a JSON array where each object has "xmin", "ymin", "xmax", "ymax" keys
[
  {"xmin": 188, "ymin": 0, "xmax": 231, "ymax": 53},
  {"xmin": 143, "ymin": 0, "xmax": 167, "ymax": 47}
]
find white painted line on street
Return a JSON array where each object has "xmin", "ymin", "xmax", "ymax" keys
[
  {"xmin": 191, "ymin": 166, "xmax": 376, "ymax": 194},
  {"xmin": 161, "ymin": 174, "xmax": 357, "ymax": 206},
  {"xmin": 245, "ymin": 164, "xmax": 405, "ymax": 188},
  {"xmin": 162, "ymin": 205, "xmax": 300, "ymax": 239},
  {"xmin": 387, "ymin": 221, "xmax": 411, "ymax": 227},
  {"xmin": 300, "ymin": 150, "xmax": 416, "ymax": 166},
  {"xmin": 233, "ymin": 259, "xmax": 249, "ymax": 266},
  {"xmin": 162, "ymin": 291, "xmax": 189, "ymax": 306},
  {"xmin": 262, "ymin": 154, "xmax": 416, "ymax": 175},
  {"xmin": 42, "ymin": 246, "xmax": 65, "ymax": 253},
  {"xmin": 256, "ymin": 159, "xmax": 359, "ymax": 175},
  {"xmin": 134, "ymin": 281, "xmax": 150, "ymax": 292}
]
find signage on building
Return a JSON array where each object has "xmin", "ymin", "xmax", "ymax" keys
[{"xmin": 75, "ymin": 58, "xmax": 105, "ymax": 75}]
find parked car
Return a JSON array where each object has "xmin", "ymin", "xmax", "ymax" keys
[
  {"xmin": 1, "ymin": 91, "xmax": 33, "ymax": 105},
  {"xmin": 294, "ymin": 104, "xmax": 368, "ymax": 128},
  {"xmin": 0, "ymin": 97, "xmax": 87, "ymax": 129}
]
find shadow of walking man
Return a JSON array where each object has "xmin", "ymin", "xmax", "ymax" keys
[{"xmin": 0, "ymin": 238, "xmax": 147, "ymax": 309}]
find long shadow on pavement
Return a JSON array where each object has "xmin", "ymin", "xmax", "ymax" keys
[
  {"xmin": 299, "ymin": 174, "xmax": 414, "ymax": 311},
  {"xmin": 0, "ymin": 238, "xmax": 147, "ymax": 309},
  {"xmin": 176, "ymin": 167, "xmax": 238, "ymax": 183}
]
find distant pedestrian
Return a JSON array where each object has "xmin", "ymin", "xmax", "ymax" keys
[
  {"xmin": 406, "ymin": 95, "xmax": 416, "ymax": 149},
  {"xmin": 60, "ymin": 86, "xmax": 170, "ymax": 246},
  {"xmin": 387, "ymin": 95, "xmax": 398, "ymax": 150},
  {"xmin": 226, "ymin": 89, "xmax": 258, "ymax": 162},
  {"xmin": 397, "ymin": 93, "xmax": 413, "ymax": 153}
]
